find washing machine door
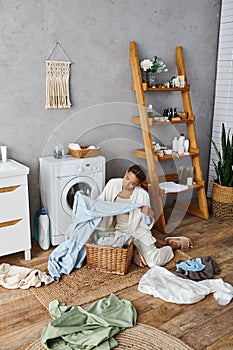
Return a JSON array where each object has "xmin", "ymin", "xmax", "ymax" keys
[{"xmin": 61, "ymin": 176, "xmax": 99, "ymax": 216}]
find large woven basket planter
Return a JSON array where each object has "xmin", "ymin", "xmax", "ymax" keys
[{"xmin": 211, "ymin": 181, "xmax": 233, "ymax": 218}]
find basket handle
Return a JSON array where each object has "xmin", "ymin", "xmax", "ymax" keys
[{"xmin": 128, "ymin": 236, "xmax": 134, "ymax": 245}]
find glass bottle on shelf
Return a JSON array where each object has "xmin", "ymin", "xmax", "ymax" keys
[
  {"xmin": 163, "ymin": 108, "xmax": 168, "ymax": 117},
  {"xmin": 168, "ymin": 108, "xmax": 173, "ymax": 120},
  {"xmin": 174, "ymin": 107, "xmax": 178, "ymax": 117},
  {"xmin": 147, "ymin": 104, "xmax": 154, "ymax": 118}
]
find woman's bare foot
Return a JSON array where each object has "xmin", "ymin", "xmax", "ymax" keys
[{"xmin": 133, "ymin": 248, "xmax": 147, "ymax": 267}]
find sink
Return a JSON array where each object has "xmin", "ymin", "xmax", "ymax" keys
[{"xmin": 0, "ymin": 159, "xmax": 29, "ymax": 178}]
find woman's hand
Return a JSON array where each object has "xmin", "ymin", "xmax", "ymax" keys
[{"xmin": 141, "ymin": 205, "xmax": 154, "ymax": 219}]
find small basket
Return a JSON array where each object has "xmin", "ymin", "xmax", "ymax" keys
[
  {"xmin": 69, "ymin": 146, "xmax": 100, "ymax": 158},
  {"xmin": 85, "ymin": 230, "xmax": 134, "ymax": 275}
]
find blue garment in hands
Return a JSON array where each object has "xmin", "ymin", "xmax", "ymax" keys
[{"xmin": 48, "ymin": 192, "xmax": 145, "ymax": 281}]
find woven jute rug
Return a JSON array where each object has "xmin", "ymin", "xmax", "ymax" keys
[
  {"xmin": 30, "ymin": 263, "xmax": 148, "ymax": 309},
  {"xmin": 25, "ymin": 323, "xmax": 194, "ymax": 350},
  {"xmin": 30, "ymin": 250, "xmax": 189, "ymax": 309},
  {"xmin": 30, "ymin": 249, "xmax": 190, "ymax": 309}
]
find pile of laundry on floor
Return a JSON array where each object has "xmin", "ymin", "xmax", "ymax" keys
[
  {"xmin": 41, "ymin": 294, "xmax": 136, "ymax": 350},
  {"xmin": 138, "ymin": 256, "xmax": 233, "ymax": 305},
  {"xmin": 0, "ymin": 263, "xmax": 53, "ymax": 289}
]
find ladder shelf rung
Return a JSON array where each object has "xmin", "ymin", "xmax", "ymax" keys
[
  {"xmin": 146, "ymin": 85, "xmax": 190, "ymax": 92},
  {"xmin": 132, "ymin": 84, "xmax": 190, "ymax": 92},
  {"xmin": 133, "ymin": 148, "xmax": 199, "ymax": 161},
  {"xmin": 133, "ymin": 116, "xmax": 194, "ymax": 126}
]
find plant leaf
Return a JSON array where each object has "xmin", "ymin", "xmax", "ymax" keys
[{"xmin": 211, "ymin": 123, "xmax": 233, "ymax": 187}]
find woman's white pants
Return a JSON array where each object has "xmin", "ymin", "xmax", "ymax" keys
[{"xmin": 134, "ymin": 239, "xmax": 174, "ymax": 267}]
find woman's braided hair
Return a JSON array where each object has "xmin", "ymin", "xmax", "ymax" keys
[{"xmin": 127, "ymin": 164, "xmax": 146, "ymax": 185}]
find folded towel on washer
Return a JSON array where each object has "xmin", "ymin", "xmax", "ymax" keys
[{"xmin": 48, "ymin": 193, "xmax": 145, "ymax": 281}]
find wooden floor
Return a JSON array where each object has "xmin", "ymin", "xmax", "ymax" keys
[{"xmin": 0, "ymin": 213, "xmax": 233, "ymax": 350}]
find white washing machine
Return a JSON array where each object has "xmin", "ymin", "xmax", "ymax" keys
[{"xmin": 39, "ymin": 155, "xmax": 105, "ymax": 245}]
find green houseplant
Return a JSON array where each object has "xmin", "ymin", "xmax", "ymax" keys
[
  {"xmin": 211, "ymin": 123, "xmax": 233, "ymax": 218},
  {"xmin": 211, "ymin": 123, "xmax": 233, "ymax": 186}
]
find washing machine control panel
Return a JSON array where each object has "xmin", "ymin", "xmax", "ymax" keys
[
  {"xmin": 52, "ymin": 157, "xmax": 104, "ymax": 177},
  {"xmin": 77, "ymin": 164, "xmax": 100, "ymax": 173},
  {"xmin": 81, "ymin": 163, "xmax": 99, "ymax": 172}
]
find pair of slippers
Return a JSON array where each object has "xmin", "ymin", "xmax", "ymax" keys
[{"xmin": 165, "ymin": 236, "xmax": 193, "ymax": 250}]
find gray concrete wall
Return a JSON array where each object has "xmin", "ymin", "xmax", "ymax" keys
[{"xmin": 0, "ymin": 0, "xmax": 221, "ymax": 224}]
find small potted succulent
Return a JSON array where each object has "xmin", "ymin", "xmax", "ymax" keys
[
  {"xmin": 210, "ymin": 123, "xmax": 233, "ymax": 218},
  {"xmin": 140, "ymin": 56, "xmax": 168, "ymax": 87}
]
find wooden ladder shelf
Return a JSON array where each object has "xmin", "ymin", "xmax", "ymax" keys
[{"xmin": 130, "ymin": 41, "xmax": 209, "ymax": 233}]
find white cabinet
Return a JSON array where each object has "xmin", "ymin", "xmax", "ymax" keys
[{"xmin": 0, "ymin": 159, "xmax": 31, "ymax": 260}]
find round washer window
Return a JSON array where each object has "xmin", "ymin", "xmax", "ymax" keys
[
  {"xmin": 61, "ymin": 176, "xmax": 99, "ymax": 216},
  {"xmin": 66, "ymin": 182, "xmax": 92, "ymax": 209}
]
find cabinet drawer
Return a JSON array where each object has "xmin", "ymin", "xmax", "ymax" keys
[
  {"xmin": 0, "ymin": 185, "xmax": 29, "ymax": 222},
  {"xmin": 0, "ymin": 218, "xmax": 31, "ymax": 256},
  {"xmin": 0, "ymin": 174, "xmax": 28, "ymax": 187}
]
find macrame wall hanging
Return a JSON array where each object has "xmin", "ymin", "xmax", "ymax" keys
[{"xmin": 45, "ymin": 42, "xmax": 73, "ymax": 109}]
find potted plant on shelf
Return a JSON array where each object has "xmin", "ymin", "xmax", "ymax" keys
[
  {"xmin": 140, "ymin": 56, "xmax": 168, "ymax": 88},
  {"xmin": 210, "ymin": 123, "xmax": 233, "ymax": 218}
]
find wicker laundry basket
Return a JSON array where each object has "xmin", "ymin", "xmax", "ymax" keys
[
  {"xmin": 86, "ymin": 230, "xmax": 134, "ymax": 275},
  {"xmin": 211, "ymin": 181, "xmax": 233, "ymax": 218},
  {"xmin": 69, "ymin": 146, "xmax": 100, "ymax": 158}
]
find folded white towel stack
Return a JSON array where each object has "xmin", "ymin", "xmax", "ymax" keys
[
  {"xmin": 68, "ymin": 143, "xmax": 81, "ymax": 150},
  {"xmin": 68, "ymin": 143, "xmax": 97, "ymax": 150},
  {"xmin": 159, "ymin": 182, "xmax": 188, "ymax": 194}
]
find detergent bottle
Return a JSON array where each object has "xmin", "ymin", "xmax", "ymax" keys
[
  {"xmin": 33, "ymin": 210, "xmax": 41, "ymax": 242},
  {"xmin": 38, "ymin": 208, "xmax": 50, "ymax": 250}
]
